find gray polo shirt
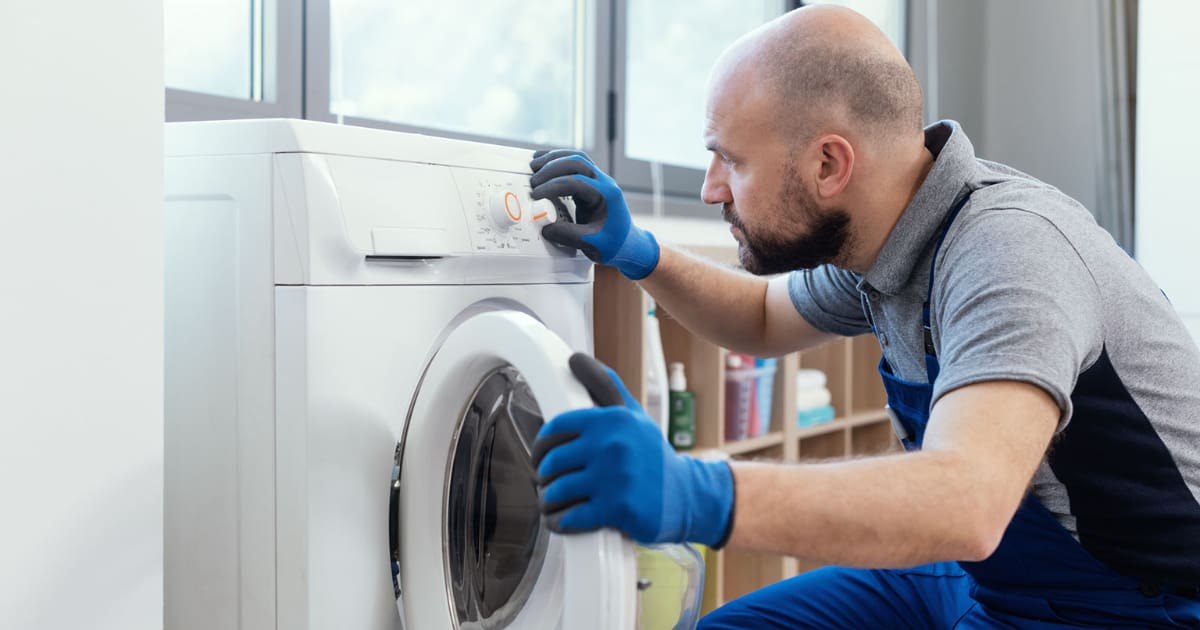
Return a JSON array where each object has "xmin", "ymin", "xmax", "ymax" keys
[{"xmin": 788, "ymin": 121, "xmax": 1200, "ymax": 586}]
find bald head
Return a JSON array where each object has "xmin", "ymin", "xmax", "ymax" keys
[{"xmin": 712, "ymin": 5, "xmax": 923, "ymax": 147}]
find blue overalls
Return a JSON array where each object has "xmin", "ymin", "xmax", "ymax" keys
[{"xmin": 699, "ymin": 194, "xmax": 1200, "ymax": 629}]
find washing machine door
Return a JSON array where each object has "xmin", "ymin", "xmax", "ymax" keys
[{"xmin": 395, "ymin": 310, "xmax": 638, "ymax": 630}]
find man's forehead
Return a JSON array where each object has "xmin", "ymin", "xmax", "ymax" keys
[
  {"xmin": 702, "ymin": 97, "xmax": 728, "ymax": 146},
  {"xmin": 705, "ymin": 83, "xmax": 773, "ymax": 144},
  {"xmin": 703, "ymin": 112, "xmax": 735, "ymax": 152}
]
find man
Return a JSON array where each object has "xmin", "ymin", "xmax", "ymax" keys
[{"xmin": 528, "ymin": 5, "xmax": 1200, "ymax": 628}]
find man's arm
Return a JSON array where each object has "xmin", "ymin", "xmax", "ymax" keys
[
  {"xmin": 638, "ymin": 245, "xmax": 835, "ymax": 357},
  {"xmin": 726, "ymin": 379, "xmax": 1059, "ymax": 566},
  {"xmin": 528, "ymin": 150, "xmax": 837, "ymax": 356}
]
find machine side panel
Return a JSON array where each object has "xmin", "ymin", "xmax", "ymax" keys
[
  {"xmin": 275, "ymin": 287, "xmax": 311, "ymax": 630},
  {"xmin": 164, "ymin": 154, "xmax": 277, "ymax": 630}
]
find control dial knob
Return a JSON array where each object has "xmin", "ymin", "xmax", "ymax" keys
[
  {"xmin": 529, "ymin": 198, "xmax": 557, "ymax": 228},
  {"xmin": 489, "ymin": 191, "xmax": 524, "ymax": 230}
]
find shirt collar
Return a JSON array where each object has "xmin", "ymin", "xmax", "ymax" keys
[{"xmin": 861, "ymin": 120, "xmax": 977, "ymax": 296}]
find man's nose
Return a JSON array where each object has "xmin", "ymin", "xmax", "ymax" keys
[{"xmin": 701, "ymin": 158, "xmax": 731, "ymax": 206}]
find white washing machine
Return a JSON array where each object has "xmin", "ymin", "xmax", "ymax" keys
[{"xmin": 163, "ymin": 120, "xmax": 700, "ymax": 630}]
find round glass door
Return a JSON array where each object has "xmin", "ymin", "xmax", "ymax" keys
[
  {"xmin": 393, "ymin": 310, "xmax": 638, "ymax": 630},
  {"xmin": 447, "ymin": 367, "xmax": 548, "ymax": 628}
]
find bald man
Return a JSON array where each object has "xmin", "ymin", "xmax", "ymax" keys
[{"xmin": 528, "ymin": 5, "xmax": 1200, "ymax": 628}]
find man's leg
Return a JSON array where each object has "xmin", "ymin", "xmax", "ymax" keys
[{"xmin": 698, "ymin": 562, "xmax": 975, "ymax": 629}]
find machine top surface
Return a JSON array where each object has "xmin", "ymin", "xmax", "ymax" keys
[{"xmin": 165, "ymin": 118, "xmax": 532, "ymax": 174}]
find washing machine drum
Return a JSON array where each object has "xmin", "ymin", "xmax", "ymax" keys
[{"xmin": 392, "ymin": 311, "xmax": 639, "ymax": 630}]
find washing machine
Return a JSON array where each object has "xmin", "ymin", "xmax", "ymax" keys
[{"xmin": 164, "ymin": 119, "xmax": 702, "ymax": 630}]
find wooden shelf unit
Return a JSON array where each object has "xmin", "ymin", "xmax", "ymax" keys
[{"xmin": 592, "ymin": 260, "xmax": 901, "ymax": 612}]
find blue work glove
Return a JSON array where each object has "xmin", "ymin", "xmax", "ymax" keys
[
  {"xmin": 529, "ymin": 150, "xmax": 661, "ymax": 280},
  {"xmin": 531, "ymin": 353, "xmax": 736, "ymax": 547}
]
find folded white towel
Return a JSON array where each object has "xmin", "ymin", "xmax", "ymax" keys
[
  {"xmin": 795, "ymin": 369, "xmax": 828, "ymax": 390},
  {"xmin": 795, "ymin": 387, "xmax": 832, "ymax": 410}
]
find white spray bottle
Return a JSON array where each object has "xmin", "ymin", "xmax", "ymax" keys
[{"xmin": 643, "ymin": 294, "xmax": 669, "ymax": 436}]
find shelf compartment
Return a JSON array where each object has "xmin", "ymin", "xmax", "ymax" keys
[
  {"xmin": 720, "ymin": 432, "xmax": 784, "ymax": 457},
  {"xmin": 796, "ymin": 338, "xmax": 850, "ymax": 418},
  {"xmin": 850, "ymin": 335, "xmax": 888, "ymax": 413},
  {"xmin": 657, "ymin": 307, "xmax": 725, "ymax": 451},
  {"xmin": 851, "ymin": 419, "xmax": 901, "ymax": 456},
  {"xmin": 730, "ymin": 442, "xmax": 784, "ymax": 463},
  {"xmin": 722, "ymin": 549, "xmax": 789, "ymax": 603},
  {"xmin": 793, "ymin": 420, "xmax": 844, "ymax": 441},
  {"xmin": 789, "ymin": 558, "xmax": 827, "ymax": 579},
  {"xmin": 797, "ymin": 429, "xmax": 847, "ymax": 461},
  {"xmin": 593, "ymin": 266, "xmax": 646, "ymax": 403},
  {"xmin": 793, "ymin": 409, "xmax": 889, "ymax": 441}
]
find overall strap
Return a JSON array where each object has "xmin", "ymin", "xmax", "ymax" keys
[{"xmin": 922, "ymin": 191, "xmax": 973, "ymax": 382}]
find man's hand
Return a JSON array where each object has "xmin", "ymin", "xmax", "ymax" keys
[
  {"xmin": 531, "ymin": 353, "xmax": 735, "ymax": 546},
  {"xmin": 529, "ymin": 150, "xmax": 660, "ymax": 280}
]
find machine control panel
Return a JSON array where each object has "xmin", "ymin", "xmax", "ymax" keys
[{"xmin": 456, "ymin": 167, "xmax": 572, "ymax": 256}]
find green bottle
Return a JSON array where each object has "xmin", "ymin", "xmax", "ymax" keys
[{"xmin": 668, "ymin": 362, "xmax": 695, "ymax": 449}]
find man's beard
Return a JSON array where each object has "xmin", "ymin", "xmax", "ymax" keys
[{"xmin": 724, "ymin": 177, "xmax": 852, "ymax": 275}]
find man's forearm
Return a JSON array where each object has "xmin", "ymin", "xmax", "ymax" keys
[
  {"xmin": 726, "ymin": 451, "xmax": 1002, "ymax": 567},
  {"xmin": 637, "ymin": 245, "xmax": 776, "ymax": 356}
]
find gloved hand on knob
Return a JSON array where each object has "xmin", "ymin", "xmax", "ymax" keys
[
  {"xmin": 529, "ymin": 150, "xmax": 661, "ymax": 280},
  {"xmin": 531, "ymin": 353, "xmax": 736, "ymax": 547}
]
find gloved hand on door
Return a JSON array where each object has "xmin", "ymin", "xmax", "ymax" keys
[
  {"xmin": 529, "ymin": 150, "xmax": 661, "ymax": 280},
  {"xmin": 531, "ymin": 353, "xmax": 736, "ymax": 547}
]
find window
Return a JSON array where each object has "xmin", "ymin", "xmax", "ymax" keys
[
  {"xmin": 613, "ymin": 0, "xmax": 788, "ymax": 199},
  {"xmin": 325, "ymin": 0, "xmax": 595, "ymax": 149},
  {"xmin": 164, "ymin": 0, "xmax": 301, "ymax": 121},
  {"xmin": 164, "ymin": 1, "xmax": 909, "ymax": 213},
  {"xmin": 165, "ymin": 0, "xmax": 257, "ymax": 100},
  {"xmin": 623, "ymin": 0, "xmax": 786, "ymax": 172}
]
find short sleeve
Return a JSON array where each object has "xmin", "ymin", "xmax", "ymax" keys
[
  {"xmin": 931, "ymin": 209, "xmax": 1104, "ymax": 429},
  {"xmin": 786, "ymin": 265, "xmax": 872, "ymax": 337}
]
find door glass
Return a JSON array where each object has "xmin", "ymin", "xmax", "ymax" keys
[{"xmin": 446, "ymin": 366, "xmax": 547, "ymax": 629}]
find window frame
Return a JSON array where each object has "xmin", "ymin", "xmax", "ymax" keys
[
  {"xmin": 165, "ymin": 0, "xmax": 912, "ymax": 220},
  {"xmin": 164, "ymin": 0, "xmax": 304, "ymax": 121}
]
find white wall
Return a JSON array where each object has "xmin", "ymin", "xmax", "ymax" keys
[
  {"xmin": 0, "ymin": 2, "xmax": 163, "ymax": 629},
  {"xmin": 918, "ymin": 0, "xmax": 1107, "ymax": 214},
  {"xmin": 979, "ymin": 0, "xmax": 1106, "ymax": 217},
  {"xmin": 932, "ymin": 0, "xmax": 987, "ymax": 143},
  {"xmin": 1134, "ymin": 0, "xmax": 1200, "ymax": 344}
]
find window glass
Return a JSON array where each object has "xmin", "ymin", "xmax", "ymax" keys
[
  {"xmin": 802, "ymin": 0, "xmax": 907, "ymax": 52},
  {"xmin": 165, "ymin": 0, "xmax": 255, "ymax": 99},
  {"xmin": 330, "ymin": 0, "xmax": 587, "ymax": 146},
  {"xmin": 447, "ymin": 366, "xmax": 547, "ymax": 628},
  {"xmin": 625, "ymin": 0, "xmax": 785, "ymax": 170}
]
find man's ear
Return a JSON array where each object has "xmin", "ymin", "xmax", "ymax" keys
[{"xmin": 812, "ymin": 134, "xmax": 855, "ymax": 200}]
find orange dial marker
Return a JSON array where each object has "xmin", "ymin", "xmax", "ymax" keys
[{"xmin": 503, "ymin": 191, "xmax": 522, "ymax": 221}]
